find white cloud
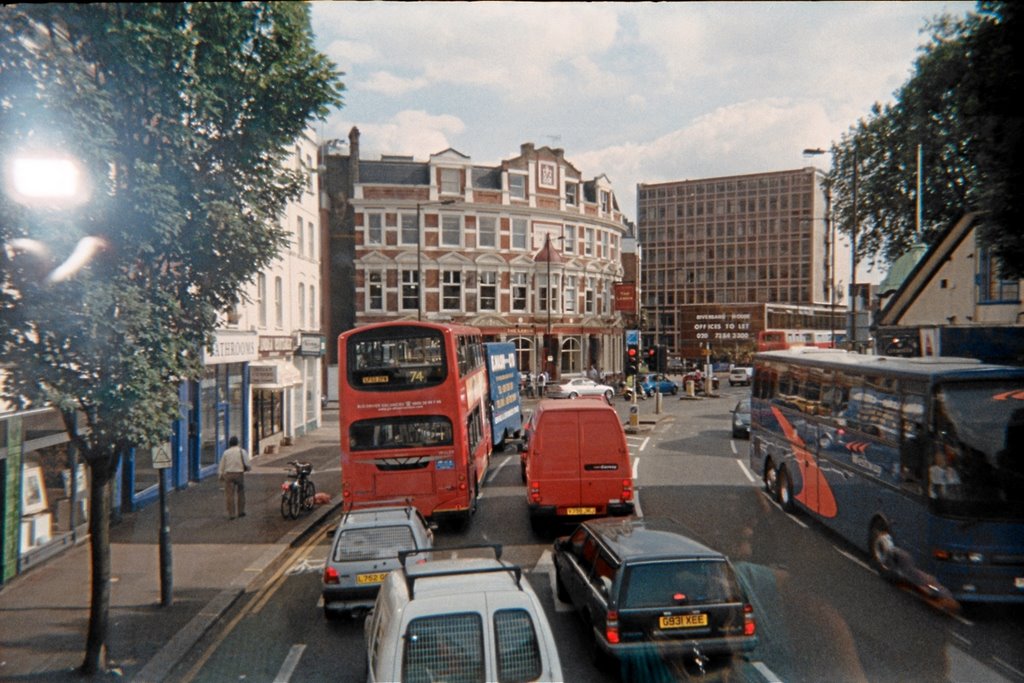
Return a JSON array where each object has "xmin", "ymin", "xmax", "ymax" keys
[
  {"xmin": 360, "ymin": 71, "xmax": 429, "ymax": 97},
  {"xmin": 325, "ymin": 110, "xmax": 467, "ymax": 160}
]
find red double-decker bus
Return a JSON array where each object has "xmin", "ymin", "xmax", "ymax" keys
[{"xmin": 338, "ymin": 321, "xmax": 491, "ymax": 526}]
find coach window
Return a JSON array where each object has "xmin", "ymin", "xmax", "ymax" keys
[{"xmin": 899, "ymin": 385, "xmax": 928, "ymax": 491}]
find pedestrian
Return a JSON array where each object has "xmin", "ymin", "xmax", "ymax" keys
[
  {"xmin": 538, "ymin": 369, "xmax": 548, "ymax": 397},
  {"xmin": 218, "ymin": 436, "xmax": 251, "ymax": 519}
]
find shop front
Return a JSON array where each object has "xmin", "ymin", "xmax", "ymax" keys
[{"xmin": 196, "ymin": 330, "xmax": 256, "ymax": 479}]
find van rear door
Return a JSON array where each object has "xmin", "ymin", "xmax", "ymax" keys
[
  {"xmin": 533, "ymin": 409, "xmax": 582, "ymax": 506},
  {"xmin": 578, "ymin": 410, "xmax": 629, "ymax": 509}
]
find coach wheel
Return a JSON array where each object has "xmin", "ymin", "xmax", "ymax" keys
[
  {"xmin": 777, "ymin": 466, "xmax": 795, "ymax": 512},
  {"xmin": 763, "ymin": 459, "xmax": 778, "ymax": 497},
  {"xmin": 870, "ymin": 520, "xmax": 896, "ymax": 577}
]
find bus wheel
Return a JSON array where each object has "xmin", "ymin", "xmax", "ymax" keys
[
  {"xmin": 777, "ymin": 466, "xmax": 795, "ymax": 512},
  {"xmin": 870, "ymin": 521, "xmax": 896, "ymax": 577},
  {"xmin": 763, "ymin": 459, "xmax": 778, "ymax": 496}
]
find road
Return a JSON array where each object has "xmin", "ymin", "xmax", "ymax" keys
[{"xmin": 173, "ymin": 385, "xmax": 1024, "ymax": 683}]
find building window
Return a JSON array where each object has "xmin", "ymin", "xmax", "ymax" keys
[
  {"xmin": 440, "ymin": 168, "xmax": 460, "ymax": 195},
  {"xmin": 306, "ymin": 153, "xmax": 314, "ymax": 194},
  {"xmin": 478, "ymin": 215, "xmax": 497, "ymax": 248},
  {"xmin": 479, "ymin": 271, "xmax": 497, "ymax": 311},
  {"xmin": 401, "ymin": 270, "xmax": 419, "ymax": 311},
  {"xmin": 308, "ymin": 221, "xmax": 315, "ymax": 259},
  {"xmin": 584, "ymin": 227, "xmax": 595, "ymax": 256},
  {"xmin": 441, "ymin": 215, "xmax": 461, "ymax": 247},
  {"xmin": 400, "ymin": 213, "xmax": 418, "ymax": 245},
  {"xmin": 309, "ymin": 285, "xmax": 316, "ymax": 328},
  {"xmin": 367, "ymin": 212, "xmax": 383, "ymax": 244},
  {"xmin": 979, "ymin": 248, "xmax": 1020, "ymax": 303},
  {"xmin": 509, "ymin": 173, "xmax": 526, "ymax": 200},
  {"xmin": 585, "ymin": 277, "xmax": 594, "ymax": 313},
  {"xmin": 564, "ymin": 275, "xmax": 576, "ymax": 313},
  {"xmin": 512, "ymin": 272, "xmax": 528, "ymax": 311},
  {"xmin": 442, "ymin": 270, "xmax": 462, "ymax": 310},
  {"xmin": 563, "ymin": 225, "xmax": 575, "ymax": 253},
  {"xmin": 565, "ymin": 183, "xmax": 577, "ymax": 206},
  {"xmin": 274, "ymin": 276, "xmax": 283, "ymax": 328},
  {"xmin": 511, "ymin": 218, "xmax": 527, "ymax": 250},
  {"xmin": 257, "ymin": 273, "xmax": 267, "ymax": 327},
  {"xmin": 368, "ymin": 271, "xmax": 384, "ymax": 310},
  {"xmin": 600, "ymin": 190, "xmax": 609, "ymax": 213},
  {"xmin": 298, "ymin": 283, "xmax": 306, "ymax": 328},
  {"xmin": 296, "ymin": 215, "xmax": 304, "ymax": 254},
  {"xmin": 538, "ymin": 274, "xmax": 558, "ymax": 313}
]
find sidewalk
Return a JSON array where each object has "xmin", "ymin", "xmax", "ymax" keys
[{"xmin": 0, "ymin": 411, "xmax": 344, "ymax": 682}]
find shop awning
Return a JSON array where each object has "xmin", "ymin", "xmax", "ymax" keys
[{"xmin": 249, "ymin": 360, "xmax": 303, "ymax": 389}]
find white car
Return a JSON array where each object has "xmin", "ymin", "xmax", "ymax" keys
[
  {"xmin": 365, "ymin": 545, "xmax": 563, "ymax": 683},
  {"xmin": 545, "ymin": 377, "xmax": 615, "ymax": 401},
  {"xmin": 729, "ymin": 366, "xmax": 753, "ymax": 386}
]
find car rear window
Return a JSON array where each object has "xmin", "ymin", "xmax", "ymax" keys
[
  {"xmin": 403, "ymin": 612, "xmax": 484, "ymax": 683},
  {"xmin": 494, "ymin": 608, "xmax": 543, "ymax": 683},
  {"xmin": 620, "ymin": 560, "xmax": 743, "ymax": 608},
  {"xmin": 335, "ymin": 525, "xmax": 417, "ymax": 562}
]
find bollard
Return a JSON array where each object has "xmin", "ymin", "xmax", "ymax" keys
[{"xmin": 686, "ymin": 379, "xmax": 695, "ymax": 397}]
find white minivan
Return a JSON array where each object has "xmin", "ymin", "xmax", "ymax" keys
[{"xmin": 364, "ymin": 545, "xmax": 563, "ymax": 683}]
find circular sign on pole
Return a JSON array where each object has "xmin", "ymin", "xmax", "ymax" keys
[{"xmin": 629, "ymin": 404, "xmax": 639, "ymax": 427}]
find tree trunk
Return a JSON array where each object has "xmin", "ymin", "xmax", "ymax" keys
[{"xmin": 80, "ymin": 458, "xmax": 113, "ymax": 675}]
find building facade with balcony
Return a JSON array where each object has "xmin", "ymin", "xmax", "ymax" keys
[
  {"xmin": 636, "ymin": 167, "xmax": 849, "ymax": 361},
  {"xmin": 321, "ymin": 129, "xmax": 629, "ymax": 386}
]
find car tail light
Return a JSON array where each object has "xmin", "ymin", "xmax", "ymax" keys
[
  {"xmin": 621, "ymin": 479, "xmax": 633, "ymax": 501},
  {"xmin": 606, "ymin": 610, "xmax": 620, "ymax": 644},
  {"xmin": 743, "ymin": 603, "xmax": 756, "ymax": 636},
  {"xmin": 529, "ymin": 481, "xmax": 541, "ymax": 503},
  {"xmin": 323, "ymin": 566, "xmax": 339, "ymax": 585}
]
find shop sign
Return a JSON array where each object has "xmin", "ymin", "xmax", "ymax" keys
[{"xmin": 298, "ymin": 334, "xmax": 325, "ymax": 357}]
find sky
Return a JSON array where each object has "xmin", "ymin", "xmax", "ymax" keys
[{"xmin": 309, "ymin": 1, "xmax": 974, "ymax": 229}]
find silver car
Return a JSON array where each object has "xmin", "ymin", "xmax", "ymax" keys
[
  {"xmin": 545, "ymin": 377, "xmax": 615, "ymax": 401},
  {"xmin": 322, "ymin": 505, "xmax": 434, "ymax": 619}
]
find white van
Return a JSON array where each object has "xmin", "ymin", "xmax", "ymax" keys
[{"xmin": 364, "ymin": 545, "xmax": 563, "ymax": 683}]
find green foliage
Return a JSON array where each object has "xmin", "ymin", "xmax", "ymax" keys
[
  {"xmin": 827, "ymin": 1, "xmax": 1024, "ymax": 278},
  {"xmin": 1, "ymin": 2, "xmax": 343, "ymax": 454}
]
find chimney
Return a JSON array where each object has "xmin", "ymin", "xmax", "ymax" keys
[{"xmin": 348, "ymin": 126, "xmax": 360, "ymax": 182}]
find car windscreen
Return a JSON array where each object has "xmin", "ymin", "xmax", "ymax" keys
[
  {"xmin": 620, "ymin": 559, "xmax": 743, "ymax": 608},
  {"xmin": 348, "ymin": 326, "xmax": 446, "ymax": 391},
  {"xmin": 334, "ymin": 525, "xmax": 417, "ymax": 561}
]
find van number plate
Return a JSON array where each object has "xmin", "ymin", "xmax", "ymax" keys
[
  {"xmin": 566, "ymin": 507, "xmax": 596, "ymax": 515},
  {"xmin": 659, "ymin": 613, "xmax": 708, "ymax": 629},
  {"xmin": 356, "ymin": 572, "xmax": 388, "ymax": 585}
]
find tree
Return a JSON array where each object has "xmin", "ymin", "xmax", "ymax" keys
[
  {"xmin": 0, "ymin": 3, "xmax": 343, "ymax": 675},
  {"xmin": 827, "ymin": 1, "xmax": 1024, "ymax": 278}
]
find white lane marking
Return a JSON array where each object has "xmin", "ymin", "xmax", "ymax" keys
[
  {"xmin": 730, "ymin": 440, "xmax": 738, "ymax": 455},
  {"xmin": 992, "ymin": 656, "xmax": 1024, "ymax": 680},
  {"xmin": 484, "ymin": 454, "xmax": 513, "ymax": 486},
  {"xmin": 273, "ymin": 644, "xmax": 307, "ymax": 683},
  {"xmin": 752, "ymin": 661, "xmax": 784, "ymax": 683},
  {"xmin": 833, "ymin": 546, "xmax": 877, "ymax": 574},
  {"xmin": 632, "ymin": 456, "xmax": 639, "ymax": 480},
  {"xmin": 735, "ymin": 458, "xmax": 755, "ymax": 482},
  {"xmin": 639, "ymin": 436, "xmax": 650, "ymax": 452}
]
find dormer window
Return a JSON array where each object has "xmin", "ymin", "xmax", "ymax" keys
[
  {"xmin": 440, "ymin": 168, "xmax": 460, "ymax": 195},
  {"xmin": 509, "ymin": 173, "xmax": 526, "ymax": 200},
  {"xmin": 565, "ymin": 183, "xmax": 577, "ymax": 206}
]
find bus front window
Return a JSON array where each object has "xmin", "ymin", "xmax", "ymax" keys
[{"xmin": 934, "ymin": 382, "xmax": 1024, "ymax": 519}]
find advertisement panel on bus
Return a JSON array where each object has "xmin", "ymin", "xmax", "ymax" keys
[{"xmin": 483, "ymin": 342, "xmax": 523, "ymax": 448}]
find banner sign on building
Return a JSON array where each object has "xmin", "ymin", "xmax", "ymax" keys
[{"xmin": 613, "ymin": 283, "xmax": 636, "ymax": 313}]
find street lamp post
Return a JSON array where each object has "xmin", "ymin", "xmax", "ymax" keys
[
  {"xmin": 803, "ymin": 148, "xmax": 837, "ymax": 347},
  {"xmin": 416, "ymin": 198, "xmax": 456, "ymax": 321}
]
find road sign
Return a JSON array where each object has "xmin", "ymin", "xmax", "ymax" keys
[{"xmin": 152, "ymin": 442, "xmax": 172, "ymax": 469}]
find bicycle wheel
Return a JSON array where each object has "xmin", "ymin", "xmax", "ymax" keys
[
  {"xmin": 301, "ymin": 479, "xmax": 316, "ymax": 511},
  {"xmin": 285, "ymin": 486, "xmax": 301, "ymax": 519},
  {"xmin": 280, "ymin": 490, "xmax": 293, "ymax": 520}
]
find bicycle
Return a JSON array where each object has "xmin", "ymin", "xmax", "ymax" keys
[{"xmin": 280, "ymin": 460, "xmax": 316, "ymax": 520}]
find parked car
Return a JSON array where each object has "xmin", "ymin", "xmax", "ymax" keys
[
  {"xmin": 553, "ymin": 517, "xmax": 757, "ymax": 668},
  {"xmin": 640, "ymin": 373, "xmax": 679, "ymax": 396},
  {"xmin": 545, "ymin": 376, "xmax": 615, "ymax": 401},
  {"xmin": 731, "ymin": 397, "xmax": 751, "ymax": 439},
  {"xmin": 321, "ymin": 505, "xmax": 434, "ymax": 619},
  {"xmin": 364, "ymin": 544, "xmax": 563, "ymax": 682},
  {"xmin": 729, "ymin": 366, "xmax": 753, "ymax": 386},
  {"xmin": 523, "ymin": 399, "xmax": 634, "ymax": 531}
]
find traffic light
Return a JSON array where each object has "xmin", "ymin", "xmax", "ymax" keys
[
  {"xmin": 626, "ymin": 345, "xmax": 639, "ymax": 374},
  {"xmin": 646, "ymin": 346, "xmax": 659, "ymax": 372}
]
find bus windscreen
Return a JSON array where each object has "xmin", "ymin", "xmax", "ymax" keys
[{"xmin": 347, "ymin": 327, "xmax": 446, "ymax": 390}]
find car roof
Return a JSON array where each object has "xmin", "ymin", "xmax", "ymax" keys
[
  {"xmin": 337, "ymin": 506, "xmax": 423, "ymax": 527},
  {"xmin": 400, "ymin": 557, "xmax": 531, "ymax": 599},
  {"xmin": 582, "ymin": 517, "xmax": 724, "ymax": 562},
  {"xmin": 535, "ymin": 398, "xmax": 615, "ymax": 414}
]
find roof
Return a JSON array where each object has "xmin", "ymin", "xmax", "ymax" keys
[
  {"xmin": 535, "ymin": 398, "xmax": 615, "ymax": 414},
  {"xmin": 755, "ymin": 348, "xmax": 1024, "ymax": 379},
  {"xmin": 878, "ymin": 241, "xmax": 929, "ymax": 296},
  {"xmin": 584, "ymin": 517, "xmax": 722, "ymax": 563}
]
